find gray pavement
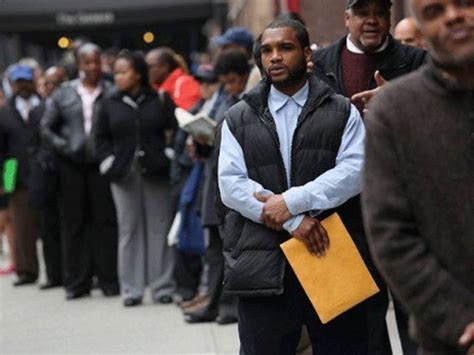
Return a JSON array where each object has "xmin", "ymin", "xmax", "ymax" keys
[{"xmin": 0, "ymin": 250, "xmax": 404, "ymax": 355}]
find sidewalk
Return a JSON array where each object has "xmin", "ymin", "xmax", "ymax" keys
[{"xmin": 0, "ymin": 253, "xmax": 403, "ymax": 355}]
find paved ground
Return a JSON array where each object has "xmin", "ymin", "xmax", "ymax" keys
[{"xmin": 0, "ymin": 247, "xmax": 404, "ymax": 355}]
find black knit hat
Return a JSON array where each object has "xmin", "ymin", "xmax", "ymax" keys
[{"xmin": 346, "ymin": 0, "xmax": 392, "ymax": 9}]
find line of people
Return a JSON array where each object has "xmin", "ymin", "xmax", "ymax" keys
[{"xmin": 0, "ymin": 0, "xmax": 472, "ymax": 354}]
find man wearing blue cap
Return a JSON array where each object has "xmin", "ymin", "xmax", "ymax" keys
[
  {"xmin": 0, "ymin": 65, "xmax": 42, "ymax": 286},
  {"xmin": 213, "ymin": 27, "xmax": 255, "ymax": 55},
  {"xmin": 213, "ymin": 27, "xmax": 262, "ymax": 91}
]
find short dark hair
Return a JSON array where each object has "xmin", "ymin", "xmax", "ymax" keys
[
  {"xmin": 264, "ymin": 18, "xmax": 310, "ymax": 49},
  {"xmin": 214, "ymin": 50, "xmax": 250, "ymax": 77},
  {"xmin": 117, "ymin": 49, "xmax": 150, "ymax": 88},
  {"xmin": 148, "ymin": 47, "xmax": 179, "ymax": 71}
]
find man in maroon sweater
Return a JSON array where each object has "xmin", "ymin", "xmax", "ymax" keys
[
  {"xmin": 313, "ymin": 0, "xmax": 426, "ymax": 115},
  {"xmin": 313, "ymin": 1, "xmax": 427, "ymax": 354}
]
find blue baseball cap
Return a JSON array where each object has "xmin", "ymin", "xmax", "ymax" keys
[
  {"xmin": 10, "ymin": 65, "xmax": 34, "ymax": 82},
  {"xmin": 213, "ymin": 27, "xmax": 254, "ymax": 53}
]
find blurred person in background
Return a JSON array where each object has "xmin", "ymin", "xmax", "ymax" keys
[
  {"xmin": 36, "ymin": 67, "xmax": 68, "ymax": 99},
  {"xmin": 145, "ymin": 47, "xmax": 201, "ymax": 111},
  {"xmin": 212, "ymin": 27, "xmax": 260, "ymax": 92},
  {"xmin": 172, "ymin": 64, "xmax": 223, "ymax": 306},
  {"xmin": 28, "ymin": 65, "xmax": 67, "ymax": 290},
  {"xmin": 184, "ymin": 50, "xmax": 251, "ymax": 325},
  {"xmin": 0, "ymin": 81, "xmax": 16, "ymax": 276},
  {"xmin": 95, "ymin": 50, "xmax": 178, "ymax": 307},
  {"xmin": 394, "ymin": 17, "xmax": 427, "ymax": 49},
  {"xmin": 41, "ymin": 43, "xmax": 119, "ymax": 300},
  {"xmin": 0, "ymin": 65, "xmax": 42, "ymax": 286},
  {"xmin": 363, "ymin": 0, "xmax": 474, "ymax": 354},
  {"xmin": 101, "ymin": 47, "xmax": 119, "ymax": 81},
  {"xmin": 173, "ymin": 64, "xmax": 225, "ymax": 314},
  {"xmin": 43, "ymin": 67, "xmax": 68, "ymax": 98}
]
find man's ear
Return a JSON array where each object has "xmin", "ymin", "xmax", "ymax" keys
[
  {"xmin": 344, "ymin": 10, "xmax": 351, "ymax": 29},
  {"xmin": 304, "ymin": 47, "xmax": 313, "ymax": 63}
]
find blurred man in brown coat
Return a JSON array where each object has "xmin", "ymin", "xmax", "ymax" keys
[{"xmin": 363, "ymin": 0, "xmax": 474, "ymax": 354}]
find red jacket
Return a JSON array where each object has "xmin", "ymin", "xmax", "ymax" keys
[{"xmin": 158, "ymin": 68, "xmax": 201, "ymax": 110}]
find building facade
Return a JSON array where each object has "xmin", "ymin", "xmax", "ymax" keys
[{"xmin": 228, "ymin": 0, "xmax": 412, "ymax": 46}]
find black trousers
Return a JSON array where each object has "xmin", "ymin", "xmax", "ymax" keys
[
  {"xmin": 205, "ymin": 226, "xmax": 237, "ymax": 317},
  {"xmin": 40, "ymin": 200, "xmax": 62, "ymax": 284},
  {"xmin": 238, "ymin": 265, "xmax": 392, "ymax": 355},
  {"xmin": 58, "ymin": 158, "xmax": 118, "ymax": 294},
  {"xmin": 174, "ymin": 247, "xmax": 202, "ymax": 300},
  {"xmin": 171, "ymin": 179, "xmax": 203, "ymax": 301}
]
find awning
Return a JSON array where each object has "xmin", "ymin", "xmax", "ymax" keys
[{"xmin": 0, "ymin": 0, "xmax": 227, "ymax": 32}]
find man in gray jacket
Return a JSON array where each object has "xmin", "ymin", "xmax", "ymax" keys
[
  {"xmin": 363, "ymin": 0, "xmax": 474, "ymax": 354},
  {"xmin": 41, "ymin": 43, "xmax": 119, "ymax": 300}
]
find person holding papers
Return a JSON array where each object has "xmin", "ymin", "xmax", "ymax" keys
[
  {"xmin": 95, "ymin": 50, "xmax": 178, "ymax": 307},
  {"xmin": 184, "ymin": 51, "xmax": 251, "ymax": 325},
  {"xmin": 217, "ymin": 19, "xmax": 390, "ymax": 354}
]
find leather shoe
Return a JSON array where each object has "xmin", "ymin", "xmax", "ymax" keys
[
  {"xmin": 13, "ymin": 276, "xmax": 36, "ymax": 286},
  {"xmin": 39, "ymin": 281, "xmax": 62, "ymax": 290},
  {"xmin": 216, "ymin": 314, "xmax": 238, "ymax": 325},
  {"xmin": 124, "ymin": 298, "xmax": 142, "ymax": 307},
  {"xmin": 184, "ymin": 309, "xmax": 217, "ymax": 323},
  {"xmin": 182, "ymin": 297, "xmax": 211, "ymax": 315},
  {"xmin": 66, "ymin": 290, "xmax": 90, "ymax": 300},
  {"xmin": 180, "ymin": 294, "xmax": 208, "ymax": 309}
]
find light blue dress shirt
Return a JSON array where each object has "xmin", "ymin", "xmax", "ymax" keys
[{"xmin": 218, "ymin": 81, "xmax": 365, "ymax": 233}]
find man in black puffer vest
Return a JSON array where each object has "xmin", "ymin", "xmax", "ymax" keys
[{"xmin": 218, "ymin": 19, "xmax": 391, "ymax": 355}]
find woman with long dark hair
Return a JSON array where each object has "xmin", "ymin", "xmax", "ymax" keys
[{"xmin": 95, "ymin": 50, "xmax": 177, "ymax": 307}]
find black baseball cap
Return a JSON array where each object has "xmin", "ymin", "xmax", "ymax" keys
[{"xmin": 346, "ymin": 0, "xmax": 392, "ymax": 9}]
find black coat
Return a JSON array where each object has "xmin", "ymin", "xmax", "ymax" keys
[
  {"xmin": 40, "ymin": 79, "xmax": 113, "ymax": 165},
  {"xmin": 95, "ymin": 88, "xmax": 177, "ymax": 181},
  {"xmin": 0, "ymin": 96, "xmax": 44, "ymax": 208},
  {"xmin": 312, "ymin": 35, "xmax": 427, "ymax": 96}
]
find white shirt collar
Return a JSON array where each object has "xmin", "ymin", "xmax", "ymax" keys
[
  {"xmin": 346, "ymin": 34, "xmax": 389, "ymax": 54},
  {"xmin": 269, "ymin": 81, "xmax": 309, "ymax": 112},
  {"xmin": 77, "ymin": 81, "xmax": 102, "ymax": 98},
  {"xmin": 15, "ymin": 95, "xmax": 40, "ymax": 121}
]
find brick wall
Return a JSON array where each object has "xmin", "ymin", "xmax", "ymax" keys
[{"xmin": 229, "ymin": 0, "xmax": 411, "ymax": 46}]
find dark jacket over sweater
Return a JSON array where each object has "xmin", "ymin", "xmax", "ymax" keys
[
  {"xmin": 312, "ymin": 35, "xmax": 427, "ymax": 96},
  {"xmin": 363, "ymin": 62, "xmax": 474, "ymax": 353},
  {"xmin": 40, "ymin": 79, "xmax": 113, "ymax": 165},
  {"xmin": 0, "ymin": 97, "xmax": 45, "ymax": 208},
  {"xmin": 221, "ymin": 76, "xmax": 381, "ymax": 297},
  {"xmin": 95, "ymin": 88, "xmax": 177, "ymax": 181}
]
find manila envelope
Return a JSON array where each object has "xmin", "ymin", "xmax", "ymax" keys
[{"xmin": 280, "ymin": 213, "xmax": 379, "ymax": 324}]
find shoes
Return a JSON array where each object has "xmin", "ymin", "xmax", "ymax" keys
[
  {"xmin": 0, "ymin": 264, "xmax": 15, "ymax": 275},
  {"xmin": 39, "ymin": 281, "xmax": 62, "ymax": 290},
  {"xmin": 13, "ymin": 276, "xmax": 37, "ymax": 286},
  {"xmin": 184, "ymin": 308, "xmax": 218, "ymax": 324},
  {"xmin": 180, "ymin": 294, "xmax": 208, "ymax": 309},
  {"xmin": 154, "ymin": 295, "xmax": 173, "ymax": 304},
  {"xmin": 182, "ymin": 297, "xmax": 211, "ymax": 315},
  {"xmin": 102, "ymin": 288, "xmax": 120, "ymax": 297},
  {"xmin": 66, "ymin": 290, "xmax": 90, "ymax": 300},
  {"xmin": 124, "ymin": 298, "xmax": 142, "ymax": 307},
  {"xmin": 216, "ymin": 314, "xmax": 238, "ymax": 325}
]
